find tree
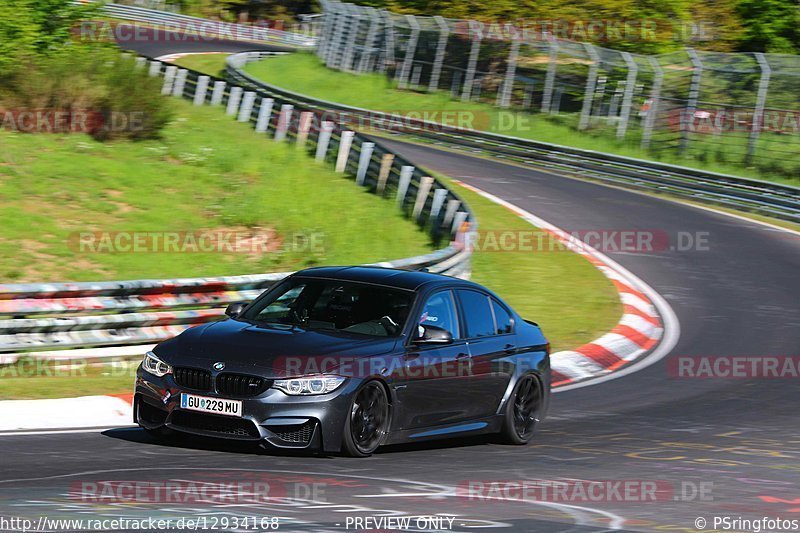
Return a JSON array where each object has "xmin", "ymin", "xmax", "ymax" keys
[{"xmin": 736, "ymin": 0, "xmax": 800, "ymax": 53}]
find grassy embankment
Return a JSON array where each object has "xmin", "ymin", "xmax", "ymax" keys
[{"xmin": 0, "ymin": 59, "xmax": 621, "ymax": 399}]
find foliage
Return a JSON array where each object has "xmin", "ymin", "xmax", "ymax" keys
[
  {"xmin": 0, "ymin": 0, "xmax": 99, "ymax": 72},
  {"xmin": 0, "ymin": 47, "xmax": 172, "ymax": 141},
  {"xmin": 355, "ymin": 0, "xmax": 796, "ymax": 54},
  {"xmin": 736, "ymin": 0, "xmax": 800, "ymax": 53}
]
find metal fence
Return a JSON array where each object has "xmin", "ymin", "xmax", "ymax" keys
[
  {"xmin": 316, "ymin": 0, "xmax": 800, "ymax": 178},
  {"xmin": 0, "ymin": 54, "xmax": 474, "ymax": 360}
]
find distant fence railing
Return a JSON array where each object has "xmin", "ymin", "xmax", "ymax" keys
[
  {"xmin": 227, "ymin": 51, "xmax": 800, "ymax": 224},
  {"xmin": 316, "ymin": 0, "xmax": 800, "ymax": 180},
  {"xmin": 98, "ymin": 2, "xmax": 317, "ymax": 48},
  {"xmin": 0, "ymin": 54, "xmax": 474, "ymax": 359}
]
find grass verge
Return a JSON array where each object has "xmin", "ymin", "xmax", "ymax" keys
[
  {"xmin": 1, "ymin": 63, "xmax": 622, "ymax": 399},
  {"xmin": 0, "ymin": 98, "xmax": 433, "ymax": 282}
]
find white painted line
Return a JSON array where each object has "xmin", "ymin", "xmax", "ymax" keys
[{"xmin": 453, "ymin": 180, "xmax": 680, "ymax": 393}]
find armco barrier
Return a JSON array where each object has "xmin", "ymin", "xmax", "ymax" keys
[
  {"xmin": 95, "ymin": 2, "xmax": 316, "ymax": 49},
  {"xmin": 0, "ymin": 57, "xmax": 474, "ymax": 359},
  {"xmin": 226, "ymin": 51, "xmax": 800, "ymax": 225}
]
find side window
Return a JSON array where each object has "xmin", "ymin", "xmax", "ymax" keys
[
  {"xmin": 457, "ymin": 290, "xmax": 496, "ymax": 338},
  {"xmin": 418, "ymin": 291, "xmax": 459, "ymax": 339},
  {"xmin": 492, "ymin": 299, "xmax": 513, "ymax": 334}
]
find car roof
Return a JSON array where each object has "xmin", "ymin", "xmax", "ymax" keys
[{"xmin": 291, "ymin": 265, "xmax": 479, "ymax": 292}]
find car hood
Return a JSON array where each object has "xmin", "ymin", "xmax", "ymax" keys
[{"xmin": 154, "ymin": 319, "xmax": 401, "ymax": 378}]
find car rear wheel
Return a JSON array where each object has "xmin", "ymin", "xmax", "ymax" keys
[
  {"xmin": 499, "ymin": 374, "xmax": 542, "ymax": 445},
  {"xmin": 342, "ymin": 381, "xmax": 389, "ymax": 457}
]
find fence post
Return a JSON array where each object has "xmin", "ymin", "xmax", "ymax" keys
[
  {"xmin": 193, "ymin": 76, "xmax": 210, "ymax": 105},
  {"xmin": 641, "ymin": 57, "xmax": 663, "ymax": 149},
  {"xmin": 377, "ymin": 153, "xmax": 394, "ymax": 194},
  {"xmin": 578, "ymin": 43, "xmax": 600, "ymax": 131},
  {"xmin": 237, "ymin": 91, "xmax": 256, "ymax": 122},
  {"xmin": 316, "ymin": 121, "xmax": 335, "ymax": 162},
  {"xmin": 616, "ymin": 52, "xmax": 639, "ymax": 139},
  {"xmin": 413, "ymin": 176, "xmax": 434, "ymax": 219},
  {"xmin": 541, "ymin": 41, "xmax": 559, "ymax": 113},
  {"xmin": 358, "ymin": 8, "xmax": 381, "ymax": 73},
  {"xmin": 226, "ymin": 87, "xmax": 243, "ymax": 116},
  {"xmin": 326, "ymin": 3, "xmax": 348, "ymax": 68},
  {"xmin": 497, "ymin": 41, "xmax": 520, "ymax": 108},
  {"xmin": 443, "ymin": 199, "xmax": 460, "ymax": 228},
  {"xmin": 161, "ymin": 66, "xmax": 177, "ymax": 95},
  {"xmin": 380, "ymin": 10, "xmax": 395, "ymax": 73},
  {"xmin": 396, "ymin": 166, "xmax": 414, "ymax": 205},
  {"xmin": 429, "ymin": 188, "xmax": 448, "ymax": 222},
  {"xmin": 680, "ymin": 48, "xmax": 703, "ymax": 155},
  {"xmin": 341, "ymin": 4, "xmax": 361, "ymax": 71},
  {"xmin": 356, "ymin": 142, "xmax": 375, "ymax": 185},
  {"xmin": 397, "ymin": 15, "xmax": 420, "ymax": 89},
  {"xmin": 747, "ymin": 53, "xmax": 771, "ymax": 164},
  {"xmin": 461, "ymin": 30, "xmax": 482, "ymax": 102},
  {"xmin": 296, "ymin": 111, "xmax": 314, "ymax": 147},
  {"xmin": 274, "ymin": 104, "xmax": 293, "ymax": 141},
  {"xmin": 210, "ymin": 81, "xmax": 226, "ymax": 106},
  {"xmin": 255, "ymin": 97, "xmax": 274, "ymax": 133},
  {"xmin": 451, "ymin": 211, "xmax": 467, "ymax": 235},
  {"xmin": 335, "ymin": 131, "xmax": 355, "ymax": 172},
  {"xmin": 171, "ymin": 69, "xmax": 187, "ymax": 97},
  {"xmin": 428, "ymin": 16, "xmax": 450, "ymax": 92},
  {"xmin": 148, "ymin": 60, "xmax": 162, "ymax": 77},
  {"xmin": 317, "ymin": 1, "xmax": 334, "ymax": 60}
]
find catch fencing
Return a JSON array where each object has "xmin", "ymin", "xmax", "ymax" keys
[{"xmin": 316, "ymin": 0, "xmax": 800, "ymax": 179}]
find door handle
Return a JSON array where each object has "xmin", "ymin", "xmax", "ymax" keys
[
  {"xmin": 456, "ymin": 352, "xmax": 470, "ymax": 359},
  {"xmin": 504, "ymin": 344, "xmax": 516, "ymax": 354}
]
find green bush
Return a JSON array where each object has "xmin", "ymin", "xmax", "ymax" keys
[{"xmin": 0, "ymin": 46, "xmax": 172, "ymax": 141}]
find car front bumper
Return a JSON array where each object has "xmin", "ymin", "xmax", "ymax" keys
[{"xmin": 134, "ymin": 365, "xmax": 357, "ymax": 453}]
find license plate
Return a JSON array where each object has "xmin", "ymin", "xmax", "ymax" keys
[{"xmin": 180, "ymin": 393, "xmax": 242, "ymax": 417}]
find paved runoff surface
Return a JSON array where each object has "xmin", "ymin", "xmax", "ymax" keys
[{"xmin": 1, "ymin": 34, "xmax": 799, "ymax": 533}]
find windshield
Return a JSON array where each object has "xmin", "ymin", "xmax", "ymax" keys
[{"xmin": 241, "ymin": 278, "xmax": 414, "ymax": 337}]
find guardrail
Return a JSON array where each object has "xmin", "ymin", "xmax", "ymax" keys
[
  {"xmin": 0, "ymin": 55, "xmax": 474, "ymax": 359},
  {"xmin": 226, "ymin": 51, "xmax": 800, "ymax": 225},
  {"xmin": 98, "ymin": 2, "xmax": 316, "ymax": 48}
]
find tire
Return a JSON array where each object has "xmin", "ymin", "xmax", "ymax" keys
[
  {"xmin": 341, "ymin": 381, "xmax": 390, "ymax": 457},
  {"xmin": 499, "ymin": 373, "xmax": 542, "ymax": 445}
]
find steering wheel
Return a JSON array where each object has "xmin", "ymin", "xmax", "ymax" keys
[{"xmin": 379, "ymin": 315, "xmax": 400, "ymax": 335}]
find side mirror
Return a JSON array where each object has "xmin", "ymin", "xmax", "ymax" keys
[
  {"xmin": 225, "ymin": 302, "xmax": 248, "ymax": 318},
  {"xmin": 414, "ymin": 324, "xmax": 453, "ymax": 344}
]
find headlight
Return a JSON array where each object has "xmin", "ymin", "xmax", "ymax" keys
[
  {"xmin": 273, "ymin": 375, "xmax": 345, "ymax": 395},
  {"xmin": 142, "ymin": 351, "xmax": 172, "ymax": 377}
]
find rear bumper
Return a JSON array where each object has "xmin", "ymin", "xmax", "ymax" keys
[{"xmin": 135, "ymin": 366, "xmax": 356, "ymax": 453}]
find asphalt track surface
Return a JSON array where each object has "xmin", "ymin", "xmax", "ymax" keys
[{"xmin": 1, "ymin": 32, "xmax": 799, "ymax": 532}]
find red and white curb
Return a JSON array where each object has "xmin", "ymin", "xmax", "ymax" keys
[
  {"xmin": 0, "ymin": 183, "xmax": 678, "ymax": 431},
  {"xmin": 452, "ymin": 180, "xmax": 678, "ymax": 390}
]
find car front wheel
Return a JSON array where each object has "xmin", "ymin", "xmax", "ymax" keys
[{"xmin": 342, "ymin": 381, "xmax": 389, "ymax": 457}]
